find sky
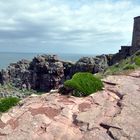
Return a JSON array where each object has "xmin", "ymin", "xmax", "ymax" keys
[{"xmin": 0, "ymin": 0, "xmax": 140, "ymax": 54}]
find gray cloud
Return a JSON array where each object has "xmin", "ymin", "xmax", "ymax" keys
[{"xmin": 0, "ymin": 0, "xmax": 139, "ymax": 54}]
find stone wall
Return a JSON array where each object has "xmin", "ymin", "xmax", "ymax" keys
[{"xmin": 111, "ymin": 46, "xmax": 131, "ymax": 65}]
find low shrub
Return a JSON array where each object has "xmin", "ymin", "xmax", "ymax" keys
[
  {"xmin": 0, "ymin": 97, "xmax": 20, "ymax": 112},
  {"xmin": 64, "ymin": 72, "xmax": 104, "ymax": 97},
  {"xmin": 134, "ymin": 56, "xmax": 140, "ymax": 66},
  {"xmin": 123, "ymin": 64, "xmax": 135, "ymax": 70}
]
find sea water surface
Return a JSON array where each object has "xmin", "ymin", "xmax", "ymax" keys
[{"xmin": 0, "ymin": 52, "xmax": 96, "ymax": 69}]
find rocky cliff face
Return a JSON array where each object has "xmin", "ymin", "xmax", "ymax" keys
[
  {"xmin": 70, "ymin": 54, "xmax": 109, "ymax": 75},
  {"xmin": 29, "ymin": 55, "xmax": 64, "ymax": 92},
  {"xmin": 0, "ymin": 54, "xmax": 109, "ymax": 92}
]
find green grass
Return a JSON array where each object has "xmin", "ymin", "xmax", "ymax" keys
[
  {"xmin": 0, "ymin": 83, "xmax": 37, "ymax": 96},
  {"xmin": 0, "ymin": 97, "xmax": 20, "ymax": 112},
  {"xmin": 103, "ymin": 53, "xmax": 140, "ymax": 76},
  {"xmin": 94, "ymin": 50, "xmax": 140, "ymax": 77},
  {"xmin": 134, "ymin": 56, "xmax": 140, "ymax": 66},
  {"xmin": 123, "ymin": 64, "xmax": 135, "ymax": 70},
  {"xmin": 64, "ymin": 72, "xmax": 104, "ymax": 97}
]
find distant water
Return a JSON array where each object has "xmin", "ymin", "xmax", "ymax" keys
[{"xmin": 0, "ymin": 52, "xmax": 96, "ymax": 69}]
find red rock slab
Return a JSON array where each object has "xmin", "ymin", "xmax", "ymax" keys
[
  {"xmin": 0, "ymin": 118, "xmax": 18, "ymax": 130},
  {"xmin": 57, "ymin": 96, "xmax": 76, "ymax": 104},
  {"xmin": 29, "ymin": 107, "xmax": 61, "ymax": 119},
  {"xmin": 7, "ymin": 119, "xmax": 18, "ymax": 129},
  {"xmin": 0, "ymin": 121, "xmax": 5, "ymax": 129},
  {"xmin": 78, "ymin": 102, "xmax": 91, "ymax": 112}
]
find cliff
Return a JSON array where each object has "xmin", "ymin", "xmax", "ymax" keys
[{"xmin": 0, "ymin": 55, "xmax": 109, "ymax": 93}]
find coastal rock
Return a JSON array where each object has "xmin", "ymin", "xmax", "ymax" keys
[
  {"xmin": 0, "ymin": 69, "xmax": 10, "ymax": 84},
  {"xmin": 7, "ymin": 59, "xmax": 31, "ymax": 89},
  {"xmin": 0, "ymin": 54, "xmax": 109, "ymax": 93},
  {"xmin": 29, "ymin": 55, "xmax": 64, "ymax": 91},
  {"xmin": 0, "ymin": 55, "xmax": 65, "ymax": 92},
  {"xmin": 70, "ymin": 54, "xmax": 109, "ymax": 76},
  {"xmin": 62, "ymin": 61, "xmax": 74, "ymax": 80},
  {"xmin": 0, "ymin": 70, "xmax": 140, "ymax": 140}
]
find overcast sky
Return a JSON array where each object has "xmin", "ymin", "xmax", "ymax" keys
[{"xmin": 0, "ymin": 0, "xmax": 140, "ymax": 54}]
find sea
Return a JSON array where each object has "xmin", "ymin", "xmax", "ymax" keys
[{"xmin": 0, "ymin": 52, "xmax": 96, "ymax": 69}]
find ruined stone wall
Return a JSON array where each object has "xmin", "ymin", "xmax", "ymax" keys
[{"xmin": 110, "ymin": 46, "xmax": 131, "ymax": 65}]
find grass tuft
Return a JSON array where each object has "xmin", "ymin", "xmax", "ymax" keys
[
  {"xmin": 134, "ymin": 56, "xmax": 140, "ymax": 66},
  {"xmin": 64, "ymin": 72, "xmax": 104, "ymax": 97},
  {"xmin": 0, "ymin": 97, "xmax": 20, "ymax": 112}
]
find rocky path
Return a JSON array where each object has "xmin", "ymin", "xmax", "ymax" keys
[{"xmin": 0, "ymin": 70, "xmax": 140, "ymax": 140}]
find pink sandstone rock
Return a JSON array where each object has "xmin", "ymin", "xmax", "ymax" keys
[{"xmin": 0, "ymin": 70, "xmax": 140, "ymax": 140}]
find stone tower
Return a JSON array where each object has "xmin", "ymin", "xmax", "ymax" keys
[
  {"xmin": 131, "ymin": 16, "xmax": 140, "ymax": 54},
  {"xmin": 111, "ymin": 16, "xmax": 140, "ymax": 64}
]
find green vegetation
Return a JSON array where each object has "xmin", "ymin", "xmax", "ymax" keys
[
  {"xmin": 64, "ymin": 72, "xmax": 104, "ymax": 97},
  {"xmin": 134, "ymin": 56, "xmax": 140, "ymax": 66},
  {"xmin": 92, "ymin": 50, "xmax": 140, "ymax": 79},
  {"xmin": 0, "ymin": 97, "xmax": 20, "ymax": 112},
  {"xmin": 102, "ymin": 51, "xmax": 140, "ymax": 76},
  {"xmin": 0, "ymin": 83, "xmax": 37, "ymax": 96},
  {"xmin": 123, "ymin": 64, "xmax": 135, "ymax": 70}
]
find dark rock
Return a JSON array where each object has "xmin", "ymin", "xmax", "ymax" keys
[
  {"xmin": 0, "ymin": 55, "xmax": 65, "ymax": 92},
  {"xmin": 0, "ymin": 69, "xmax": 10, "ymax": 84},
  {"xmin": 70, "ymin": 54, "xmax": 109, "ymax": 75},
  {"xmin": 29, "ymin": 55, "xmax": 64, "ymax": 91},
  {"xmin": 62, "ymin": 61, "xmax": 74, "ymax": 80},
  {"xmin": 111, "ymin": 46, "xmax": 131, "ymax": 65},
  {"xmin": 0, "ymin": 54, "xmax": 109, "ymax": 92},
  {"xmin": 59, "ymin": 86, "xmax": 74, "ymax": 95}
]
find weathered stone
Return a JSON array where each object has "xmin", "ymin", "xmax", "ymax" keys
[{"xmin": 70, "ymin": 54, "xmax": 109, "ymax": 75}]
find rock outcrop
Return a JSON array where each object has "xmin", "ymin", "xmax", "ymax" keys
[
  {"xmin": 28, "ymin": 55, "xmax": 64, "ymax": 92},
  {"xmin": 7, "ymin": 59, "xmax": 31, "ymax": 88},
  {"xmin": 0, "ymin": 55, "xmax": 109, "ymax": 93},
  {"xmin": 70, "ymin": 54, "xmax": 109, "ymax": 75},
  {"xmin": 0, "ymin": 55, "xmax": 65, "ymax": 92},
  {"xmin": 0, "ymin": 70, "xmax": 140, "ymax": 140}
]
